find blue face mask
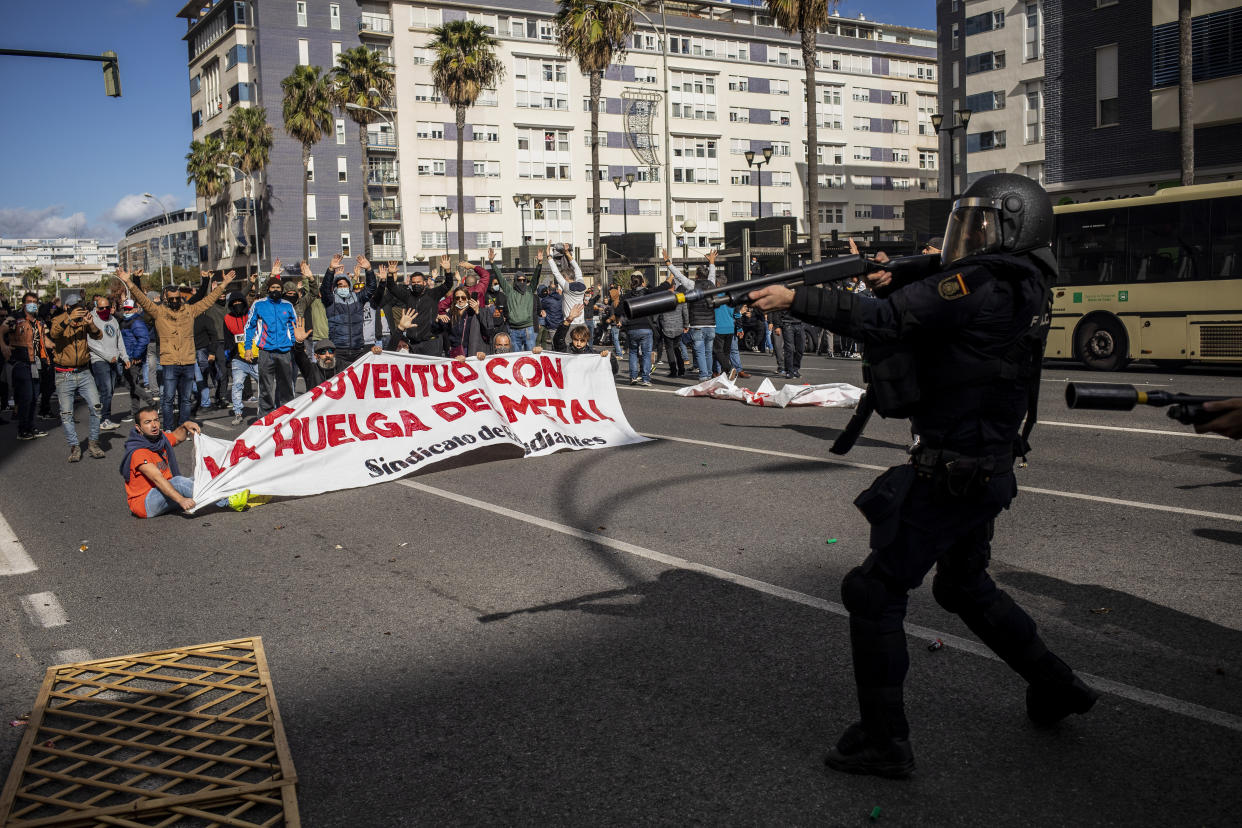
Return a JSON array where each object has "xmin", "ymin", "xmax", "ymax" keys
[
  {"xmin": 25, "ymin": 302, "xmax": 38, "ymax": 314},
  {"xmin": 335, "ymin": 287, "xmax": 352, "ymax": 299}
]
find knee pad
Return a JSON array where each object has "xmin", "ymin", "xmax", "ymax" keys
[{"xmin": 841, "ymin": 566, "xmax": 901, "ymax": 620}]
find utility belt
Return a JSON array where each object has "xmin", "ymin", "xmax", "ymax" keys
[
  {"xmin": 909, "ymin": 446, "xmax": 1012, "ymax": 498},
  {"xmin": 54, "ymin": 365, "xmax": 88, "ymax": 373}
]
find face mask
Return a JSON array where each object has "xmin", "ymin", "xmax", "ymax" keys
[
  {"xmin": 165, "ymin": 298, "xmax": 183, "ymax": 311},
  {"xmin": 97, "ymin": 309, "xmax": 111, "ymax": 321},
  {"xmin": 25, "ymin": 303, "xmax": 38, "ymax": 314},
  {"xmin": 229, "ymin": 304, "xmax": 246, "ymax": 316},
  {"xmin": 490, "ymin": 283, "xmax": 500, "ymax": 292},
  {"xmin": 570, "ymin": 343, "xmax": 588, "ymax": 353},
  {"xmin": 514, "ymin": 282, "xmax": 527, "ymax": 294},
  {"xmin": 335, "ymin": 287, "xmax": 352, "ymax": 299},
  {"xmin": 493, "ymin": 345, "xmax": 512, "ymax": 354},
  {"xmin": 283, "ymin": 293, "xmax": 298, "ymax": 304},
  {"xmin": 410, "ymin": 283, "xmax": 426, "ymax": 296},
  {"xmin": 268, "ymin": 291, "xmax": 282, "ymax": 302},
  {"xmin": 454, "ymin": 301, "xmax": 468, "ymax": 311}
]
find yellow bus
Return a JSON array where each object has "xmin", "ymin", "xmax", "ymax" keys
[{"xmin": 1047, "ymin": 180, "xmax": 1242, "ymax": 370}]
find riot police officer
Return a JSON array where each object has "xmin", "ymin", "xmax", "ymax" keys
[{"xmin": 749, "ymin": 173, "xmax": 1097, "ymax": 779}]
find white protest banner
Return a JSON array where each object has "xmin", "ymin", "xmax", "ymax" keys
[
  {"xmin": 675, "ymin": 374, "xmax": 863, "ymax": 408},
  {"xmin": 189, "ymin": 351, "xmax": 647, "ymax": 509}
]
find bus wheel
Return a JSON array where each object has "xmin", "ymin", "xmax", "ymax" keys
[{"xmin": 1075, "ymin": 317, "xmax": 1129, "ymax": 371}]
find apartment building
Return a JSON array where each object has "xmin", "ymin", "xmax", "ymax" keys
[
  {"xmin": 178, "ymin": 1, "xmax": 939, "ymax": 267},
  {"xmin": 936, "ymin": 0, "xmax": 1046, "ymax": 196},
  {"xmin": 117, "ymin": 209, "xmax": 201, "ymax": 275},
  {"xmin": 0, "ymin": 239, "xmax": 119, "ymax": 288},
  {"xmin": 1043, "ymin": 0, "xmax": 1242, "ymax": 201}
]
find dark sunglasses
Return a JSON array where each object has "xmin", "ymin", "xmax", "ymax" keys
[{"xmin": 316, "ymin": 348, "xmax": 335, "ymax": 355}]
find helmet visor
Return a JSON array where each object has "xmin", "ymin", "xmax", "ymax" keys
[{"xmin": 941, "ymin": 197, "xmax": 1003, "ymax": 267}]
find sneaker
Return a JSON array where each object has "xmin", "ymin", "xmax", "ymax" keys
[
  {"xmin": 640, "ymin": 379, "xmax": 652, "ymax": 387},
  {"xmin": 87, "ymin": 440, "xmax": 105, "ymax": 459},
  {"xmin": 31, "ymin": 428, "xmax": 48, "ymax": 439},
  {"xmin": 17, "ymin": 431, "xmax": 36, "ymax": 441},
  {"xmin": 850, "ymin": 353, "xmax": 863, "ymax": 360},
  {"xmin": 100, "ymin": 419, "xmax": 119, "ymax": 431},
  {"xmin": 792, "ymin": 371, "xmax": 802, "ymax": 379},
  {"xmin": 231, "ymin": 414, "xmax": 244, "ymax": 426},
  {"xmin": 227, "ymin": 489, "xmax": 251, "ymax": 512},
  {"xmin": 629, "ymin": 378, "xmax": 640, "ymax": 385},
  {"xmin": 824, "ymin": 723, "xmax": 915, "ymax": 779},
  {"xmin": 67, "ymin": 445, "xmax": 82, "ymax": 463},
  {"xmin": 121, "ymin": 415, "xmax": 134, "ymax": 422},
  {"xmin": 1027, "ymin": 676, "xmax": 1098, "ymax": 727}
]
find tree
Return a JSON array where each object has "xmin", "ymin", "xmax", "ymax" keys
[
  {"xmin": 185, "ymin": 135, "xmax": 230, "ymax": 268},
  {"xmin": 281, "ymin": 65, "xmax": 335, "ymax": 261},
  {"xmin": 429, "ymin": 20, "xmax": 505, "ymax": 259},
  {"xmin": 767, "ymin": 0, "xmax": 838, "ymax": 262},
  {"xmin": 332, "ymin": 47, "xmax": 395, "ymax": 259},
  {"xmin": 555, "ymin": 0, "xmax": 634, "ymax": 278},
  {"xmin": 225, "ymin": 105, "xmax": 274, "ymax": 268},
  {"xmin": 1178, "ymin": 0, "xmax": 1194, "ymax": 186}
]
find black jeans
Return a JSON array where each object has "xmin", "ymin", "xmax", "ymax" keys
[
  {"xmin": 781, "ymin": 324, "xmax": 805, "ymax": 374},
  {"xmin": 258, "ymin": 350, "xmax": 294, "ymax": 418},
  {"xmin": 12, "ymin": 361, "xmax": 35, "ymax": 434},
  {"xmin": 661, "ymin": 335, "xmax": 685, "ymax": 375}
]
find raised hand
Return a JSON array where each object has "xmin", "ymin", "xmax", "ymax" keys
[
  {"xmin": 536, "ymin": 249, "xmax": 544, "ymax": 263},
  {"xmin": 487, "ymin": 248, "xmax": 496, "ymax": 263},
  {"xmin": 706, "ymin": 247, "xmax": 717, "ymax": 265},
  {"xmin": 293, "ymin": 317, "xmax": 309, "ymax": 343},
  {"xmin": 660, "ymin": 248, "xmax": 668, "ymax": 261},
  {"xmin": 299, "ymin": 261, "xmax": 312, "ymax": 278},
  {"xmin": 353, "ymin": 265, "xmax": 363, "ymax": 279},
  {"xmin": 467, "ymin": 298, "xmax": 479, "ymax": 314},
  {"xmin": 330, "ymin": 253, "xmax": 343, "ymax": 269},
  {"xmin": 223, "ymin": 270, "xmax": 237, "ymax": 284},
  {"xmin": 272, "ymin": 258, "xmax": 282, "ymax": 277},
  {"xmin": 564, "ymin": 246, "xmax": 574, "ymax": 262},
  {"xmin": 396, "ymin": 307, "xmax": 417, "ymax": 331},
  {"xmin": 439, "ymin": 254, "xmax": 450, "ymax": 271},
  {"xmin": 356, "ymin": 254, "xmax": 371, "ymax": 270},
  {"xmin": 388, "ymin": 260, "xmax": 398, "ymax": 272},
  {"xmin": 377, "ymin": 263, "xmax": 388, "ymax": 278}
]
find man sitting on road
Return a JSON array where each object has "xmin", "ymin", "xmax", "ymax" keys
[{"xmin": 120, "ymin": 405, "xmax": 247, "ymax": 518}]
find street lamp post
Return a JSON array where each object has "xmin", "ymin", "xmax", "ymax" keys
[
  {"xmin": 346, "ymin": 95, "xmax": 404, "ymax": 264},
  {"xmin": 743, "ymin": 146, "xmax": 774, "ymax": 219},
  {"xmin": 931, "ymin": 108, "xmax": 972, "ymax": 199},
  {"xmin": 611, "ymin": 172, "xmax": 635, "ymax": 236},
  {"xmin": 679, "ymin": 219, "xmax": 697, "ymax": 268},
  {"xmin": 142, "ymin": 192, "xmax": 172, "ymax": 288},
  {"xmin": 512, "ymin": 192, "xmax": 532, "ymax": 257},
  {"xmin": 435, "ymin": 206, "xmax": 453, "ymax": 261},
  {"xmin": 216, "ymin": 158, "xmax": 259, "ymax": 277}
]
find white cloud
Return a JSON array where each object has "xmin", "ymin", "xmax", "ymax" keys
[{"xmin": 0, "ymin": 194, "xmax": 186, "ymax": 243}]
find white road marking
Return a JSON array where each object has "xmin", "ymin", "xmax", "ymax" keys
[
  {"xmin": 18, "ymin": 592, "xmax": 69, "ymax": 628},
  {"xmin": 398, "ymin": 478, "xmax": 1242, "ymax": 734},
  {"xmin": 642, "ymin": 433, "xmax": 1242, "ymax": 524},
  {"xmin": 0, "ymin": 510, "xmax": 37, "ymax": 576},
  {"xmin": 51, "ymin": 648, "xmax": 93, "ymax": 665},
  {"xmin": 1039, "ymin": 420, "xmax": 1223, "ymax": 439},
  {"xmin": 203, "ymin": 420, "xmax": 232, "ymax": 432}
]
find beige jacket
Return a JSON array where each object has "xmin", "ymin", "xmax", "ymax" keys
[{"xmin": 127, "ymin": 278, "xmax": 232, "ymax": 365}]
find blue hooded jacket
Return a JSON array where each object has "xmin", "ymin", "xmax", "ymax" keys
[{"xmin": 120, "ymin": 311, "xmax": 151, "ymax": 358}]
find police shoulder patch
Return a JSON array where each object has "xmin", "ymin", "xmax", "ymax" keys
[{"xmin": 937, "ymin": 273, "xmax": 970, "ymax": 300}]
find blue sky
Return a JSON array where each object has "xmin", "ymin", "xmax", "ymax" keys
[{"xmin": 0, "ymin": 0, "xmax": 937, "ymax": 243}]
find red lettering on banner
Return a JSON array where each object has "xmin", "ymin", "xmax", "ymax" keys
[
  {"xmin": 433, "ymin": 400, "xmax": 466, "ymax": 422},
  {"xmin": 367, "ymin": 411, "xmax": 402, "ymax": 438},
  {"xmin": 273, "ymin": 423, "xmax": 303, "ymax": 456},
  {"xmin": 325, "ymin": 413, "xmax": 353, "ymax": 446},
  {"xmin": 430, "ymin": 364, "xmax": 454, "ymax": 393},
  {"xmin": 371, "ymin": 365, "xmax": 392, "ymax": 399},
  {"xmin": 321, "ymin": 373, "xmax": 348, "ymax": 400},
  {"xmin": 409, "ymin": 365, "xmax": 432, "ymax": 395},
  {"xmin": 451, "ymin": 361, "xmax": 478, "ymax": 383},
  {"xmin": 297, "ymin": 417, "xmax": 328, "ymax": 451},
  {"xmin": 459, "ymin": 388, "xmax": 490, "ymax": 413},
  {"xmin": 500, "ymin": 394, "xmax": 546, "ymax": 423},
  {"xmin": 512, "ymin": 357, "xmax": 541, "ymax": 388},
  {"xmin": 347, "ymin": 413, "xmax": 379, "ymax": 441},
  {"xmin": 569, "ymin": 399, "xmax": 596, "ymax": 424},
  {"xmin": 229, "ymin": 439, "xmax": 260, "ymax": 465},
  {"xmin": 539, "ymin": 355, "xmax": 565, "ymax": 390},
  {"xmin": 543, "ymin": 398, "xmax": 569, "ymax": 424},
  {"xmin": 389, "ymin": 364, "xmax": 417, "ymax": 397},
  {"xmin": 346, "ymin": 364, "xmax": 370, "ymax": 399},
  {"xmin": 588, "ymin": 400, "xmax": 614, "ymax": 422},
  {"xmin": 256, "ymin": 404, "xmax": 295, "ymax": 427},
  {"xmin": 485, "ymin": 357, "xmax": 511, "ymax": 384},
  {"xmin": 400, "ymin": 410, "xmax": 432, "ymax": 435},
  {"xmin": 203, "ymin": 455, "xmax": 225, "ymax": 479}
]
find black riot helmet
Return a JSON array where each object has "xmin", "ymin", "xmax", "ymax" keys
[{"xmin": 940, "ymin": 173, "xmax": 1053, "ymax": 267}]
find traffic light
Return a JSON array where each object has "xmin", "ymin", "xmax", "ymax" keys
[{"xmin": 102, "ymin": 51, "xmax": 120, "ymax": 97}]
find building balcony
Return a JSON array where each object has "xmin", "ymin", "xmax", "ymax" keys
[
  {"xmin": 367, "ymin": 133, "xmax": 397, "ymax": 150},
  {"xmin": 369, "ymin": 207, "xmax": 402, "ymax": 223},
  {"xmin": 359, "ymin": 15, "xmax": 393, "ymax": 36},
  {"xmin": 367, "ymin": 169, "xmax": 399, "ymax": 185},
  {"xmin": 371, "ymin": 244, "xmax": 404, "ymax": 260}
]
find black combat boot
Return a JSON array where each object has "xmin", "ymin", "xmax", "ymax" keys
[
  {"xmin": 825, "ymin": 687, "xmax": 915, "ymax": 779},
  {"xmin": 1027, "ymin": 674, "xmax": 1098, "ymax": 726}
]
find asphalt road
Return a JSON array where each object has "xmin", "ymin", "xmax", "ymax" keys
[{"xmin": 2, "ymin": 353, "xmax": 1240, "ymax": 826}]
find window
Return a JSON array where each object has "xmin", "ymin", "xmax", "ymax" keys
[
  {"xmin": 919, "ymin": 151, "xmax": 937, "ymax": 170},
  {"xmin": 638, "ymin": 199, "xmax": 661, "ymax": 216},
  {"xmin": 730, "ymin": 170, "xmax": 751, "ymax": 185},
  {"xmin": 234, "ymin": 1, "xmax": 247, "ymax": 25},
  {"xmin": 965, "ymin": 91, "xmax": 1006, "ymax": 112},
  {"xmin": 417, "ymin": 121, "xmax": 444, "ymax": 139},
  {"xmin": 476, "ymin": 198, "xmax": 502, "ymax": 213},
  {"xmin": 771, "ymin": 171, "xmax": 792, "ymax": 188},
  {"xmin": 340, "ymin": 233, "xmax": 350, "ymax": 256},
  {"xmin": 476, "ymin": 231, "xmax": 503, "ymax": 248},
  {"xmin": 298, "ymin": 39, "xmax": 309, "ymax": 66},
  {"xmin": 329, "ymin": 4, "xmax": 341, "ymax": 29},
  {"xmin": 728, "ymin": 75, "xmax": 748, "ymax": 92},
  {"xmin": 772, "ymin": 79, "xmax": 790, "ymax": 96},
  {"xmin": 770, "ymin": 142, "xmax": 790, "ymax": 157},
  {"xmin": 420, "ymin": 231, "xmax": 448, "ymax": 248},
  {"xmin": 1025, "ymin": 3, "xmax": 1042, "ymax": 60},
  {"xmin": 1096, "ymin": 45, "xmax": 1119, "ymax": 126},
  {"xmin": 308, "ymin": 233, "xmax": 318, "ymax": 259},
  {"xmin": 966, "ymin": 130, "xmax": 1006, "ymax": 152},
  {"xmin": 331, "ymin": 42, "xmax": 342, "ymax": 63},
  {"xmin": 474, "ymin": 124, "xmax": 499, "ymax": 143},
  {"xmin": 517, "ymin": 128, "xmax": 571, "ymax": 179},
  {"xmin": 190, "ymin": 74, "xmax": 200, "ymax": 95},
  {"xmin": 409, "ymin": 6, "xmax": 441, "ymax": 28},
  {"xmin": 417, "ymin": 158, "xmax": 446, "ymax": 176},
  {"xmin": 337, "ymin": 157, "xmax": 347, "ymax": 183},
  {"xmin": 514, "ymin": 57, "xmax": 569, "ymax": 110},
  {"xmin": 338, "ymin": 195, "xmax": 349, "ymax": 221},
  {"xmin": 305, "ymin": 156, "xmax": 315, "ymax": 182},
  {"xmin": 306, "ymin": 194, "xmax": 317, "ymax": 221},
  {"xmin": 414, "ymin": 84, "xmax": 434, "ymax": 102},
  {"xmin": 335, "ymin": 119, "xmax": 346, "ymax": 145},
  {"xmin": 964, "ymin": 10, "xmax": 1004, "ymax": 36},
  {"xmin": 473, "ymin": 160, "xmax": 500, "ymax": 177},
  {"xmin": 670, "ymin": 71, "xmax": 717, "ymax": 120},
  {"xmin": 224, "ymin": 45, "xmax": 248, "ymax": 69},
  {"xmin": 952, "ymin": 22, "xmax": 959, "ymax": 51},
  {"xmin": 412, "ymin": 47, "xmax": 431, "ymax": 66},
  {"xmin": 296, "ymin": 0, "xmax": 307, "ymax": 27},
  {"xmin": 965, "ymin": 51, "xmax": 1005, "ymax": 74}
]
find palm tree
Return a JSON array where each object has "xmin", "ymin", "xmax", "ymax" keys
[
  {"xmin": 281, "ymin": 65, "xmax": 335, "ymax": 261},
  {"xmin": 1178, "ymin": 0, "xmax": 1194, "ymax": 186},
  {"xmin": 332, "ymin": 47, "xmax": 395, "ymax": 258},
  {"xmin": 555, "ymin": 0, "xmax": 633, "ymax": 278},
  {"xmin": 429, "ymin": 20, "xmax": 505, "ymax": 259},
  {"xmin": 225, "ymin": 106, "xmax": 274, "ymax": 268},
  {"xmin": 185, "ymin": 134, "xmax": 230, "ymax": 270},
  {"xmin": 767, "ymin": 0, "xmax": 837, "ymax": 262}
]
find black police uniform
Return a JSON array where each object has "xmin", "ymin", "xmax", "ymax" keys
[{"xmin": 787, "ymin": 204, "xmax": 1096, "ymax": 778}]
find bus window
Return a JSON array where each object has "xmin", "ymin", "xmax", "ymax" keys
[
  {"xmin": 1055, "ymin": 211, "xmax": 1127, "ymax": 285},
  {"xmin": 1210, "ymin": 196, "xmax": 1242, "ymax": 278},
  {"xmin": 1126, "ymin": 200, "xmax": 1209, "ymax": 282}
]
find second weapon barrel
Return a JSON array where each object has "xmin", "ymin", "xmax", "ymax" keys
[{"xmin": 1065, "ymin": 382, "xmax": 1141, "ymax": 411}]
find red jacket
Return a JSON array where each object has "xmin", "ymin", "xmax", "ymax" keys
[{"xmin": 437, "ymin": 265, "xmax": 491, "ymax": 313}]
